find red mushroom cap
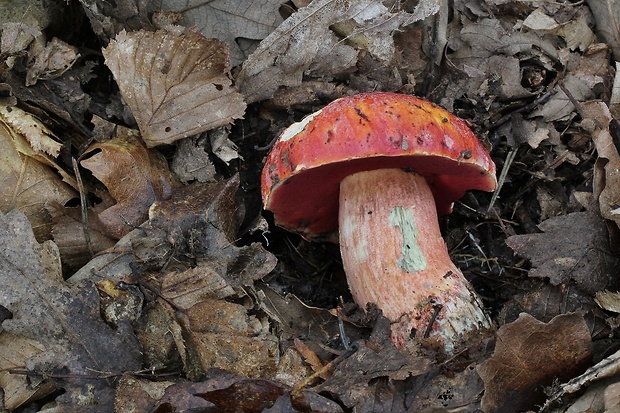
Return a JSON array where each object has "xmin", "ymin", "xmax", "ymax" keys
[{"xmin": 261, "ymin": 92, "xmax": 497, "ymax": 241}]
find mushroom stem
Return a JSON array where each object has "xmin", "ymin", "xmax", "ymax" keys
[{"xmin": 339, "ymin": 168, "xmax": 492, "ymax": 352}]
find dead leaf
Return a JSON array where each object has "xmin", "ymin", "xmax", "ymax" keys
[
  {"xmin": 171, "ymin": 136, "xmax": 217, "ymax": 184},
  {"xmin": 114, "ymin": 375, "xmax": 173, "ymax": 413},
  {"xmin": 596, "ymin": 291, "xmax": 620, "ymax": 313},
  {"xmin": 151, "ymin": 0, "xmax": 285, "ymax": 66},
  {"xmin": 47, "ymin": 203, "xmax": 117, "ymax": 271},
  {"xmin": 408, "ymin": 363, "xmax": 485, "ymax": 411},
  {"xmin": 505, "ymin": 211, "xmax": 618, "ymax": 294},
  {"xmin": 80, "ymin": 132, "xmax": 175, "ymax": 239},
  {"xmin": 582, "ymin": 101, "xmax": 620, "ymax": 232},
  {"xmin": 0, "ymin": 0, "xmax": 53, "ymax": 57},
  {"xmin": 185, "ymin": 297, "xmax": 274, "ymax": 375},
  {"xmin": 236, "ymin": 0, "xmax": 436, "ymax": 103},
  {"xmin": 197, "ymin": 377, "xmax": 288, "ymax": 412},
  {"xmin": 0, "ymin": 105, "xmax": 76, "ymax": 240},
  {"xmin": 209, "ymin": 127, "xmax": 240, "ymax": 165},
  {"xmin": 0, "ymin": 332, "xmax": 55, "ymax": 411},
  {"xmin": 611, "ymin": 62, "xmax": 620, "ymax": 119},
  {"xmin": 531, "ymin": 44, "xmax": 608, "ymax": 122},
  {"xmin": 102, "ymin": 29, "xmax": 246, "ymax": 147},
  {"xmin": 477, "ymin": 313, "xmax": 591, "ymax": 413},
  {"xmin": 26, "ymin": 36, "xmax": 79, "ymax": 86},
  {"xmin": 586, "ymin": 0, "xmax": 620, "ymax": 58},
  {"xmin": 318, "ymin": 316, "xmax": 435, "ymax": 412},
  {"xmin": 0, "ymin": 210, "xmax": 142, "ymax": 410}
]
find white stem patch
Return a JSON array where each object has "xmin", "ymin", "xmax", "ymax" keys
[{"xmin": 388, "ymin": 206, "xmax": 427, "ymax": 273}]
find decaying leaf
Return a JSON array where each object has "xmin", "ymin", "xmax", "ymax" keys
[
  {"xmin": 477, "ymin": 313, "xmax": 591, "ymax": 413},
  {"xmin": 0, "ymin": 0, "xmax": 54, "ymax": 57},
  {"xmin": 583, "ymin": 101, "xmax": 620, "ymax": 232},
  {"xmin": 0, "ymin": 105, "xmax": 76, "ymax": 241},
  {"xmin": 0, "ymin": 210, "xmax": 142, "ymax": 410},
  {"xmin": 611, "ymin": 61, "xmax": 620, "ymax": 119},
  {"xmin": 47, "ymin": 202, "xmax": 117, "ymax": 270},
  {"xmin": 506, "ymin": 211, "xmax": 618, "ymax": 294},
  {"xmin": 0, "ymin": 332, "xmax": 55, "ymax": 411},
  {"xmin": 596, "ymin": 290, "xmax": 620, "ymax": 313},
  {"xmin": 114, "ymin": 375, "xmax": 174, "ymax": 413},
  {"xmin": 236, "ymin": 0, "xmax": 437, "ymax": 103},
  {"xmin": 102, "ymin": 29, "xmax": 246, "ymax": 147},
  {"xmin": 151, "ymin": 0, "xmax": 285, "ymax": 66},
  {"xmin": 186, "ymin": 300, "xmax": 279, "ymax": 379},
  {"xmin": 80, "ymin": 132, "xmax": 175, "ymax": 239},
  {"xmin": 171, "ymin": 136, "xmax": 217, "ymax": 183},
  {"xmin": 531, "ymin": 44, "xmax": 608, "ymax": 123},
  {"xmin": 318, "ymin": 317, "xmax": 435, "ymax": 412},
  {"xmin": 586, "ymin": 0, "xmax": 620, "ymax": 58},
  {"xmin": 26, "ymin": 36, "xmax": 79, "ymax": 86}
]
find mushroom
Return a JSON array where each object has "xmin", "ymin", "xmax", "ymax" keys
[{"xmin": 261, "ymin": 92, "xmax": 497, "ymax": 352}]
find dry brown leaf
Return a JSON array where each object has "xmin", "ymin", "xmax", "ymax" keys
[
  {"xmin": 185, "ymin": 300, "xmax": 279, "ymax": 379},
  {"xmin": 0, "ymin": 210, "xmax": 142, "ymax": 410},
  {"xmin": 293, "ymin": 337, "xmax": 325, "ymax": 374},
  {"xmin": 586, "ymin": 0, "xmax": 620, "ymax": 58},
  {"xmin": 151, "ymin": 0, "xmax": 285, "ymax": 66},
  {"xmin": 171, "ymin": 136, "xmax": 216, "ymax": 183},
  {"xmin": 0, "ymin": 0, "xmax": 53, "ymax": 57},
  {"xmin": 531, "ymin": 44, "xmax": 609, "ymax": 122},
  {"xmin": 26, "ymin": 36, "xmax": 79, "ymax": 86},
  {"xmin": 583, "ymin": 101, "xmax": 620, "ymax": 231},
  {"xmin": 236, "ymin": 0, "xmax": 436, "ymax": 103},
  {"xmin": 505, "ymin": 211, "xmax": 618, "ymax": 294},
  {"xmin": 0, "ymin": 332, "xmax": 55, "ymax": 411},
  {"xmin": 0, "ymin": 106, "xmax": 76, "ymax": 241},
  {"xmin": 318, "ymin": 316, "xmax": 435, "ymax": 412},
  {"xmin": 611, "ymin": 62, "xmax": 620, "ymax": 119},
  {"xmin": 477, "ymin": 313, "xmax": 592, "ymax": 413},
  {"xmin": 47, "ymin": 203, "xmax": 116, "ymax": 271},
  {"xmin": 80, "ymin": 133, "xmax": 175, "ymax": 239},
  {"xmin": 114, "ymin": 375, "xmax": 173, "ymax": 413},
  {"xmin": 102, "ymin": 29, "xmax": 246, "ymax": 147},
  {"xmin": 161, "ymin": 266, "xmax": 235, "ymax": 310},
  {"xmin": 596, "ymin": 291, "xmax": 620, "ymax": 313}
]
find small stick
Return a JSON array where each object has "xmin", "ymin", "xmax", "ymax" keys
[
  {"xmin": 73, "ymin": 157, "xmax": 94, "ymax": 257},
  {"xmin": 291, "ymin": 342, "xmax": 359, "ymax": 395},
  {"xmin": 487, "ymin": 148, "xmax": 517, "ymax": 212}
]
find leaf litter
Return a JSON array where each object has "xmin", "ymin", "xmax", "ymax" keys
[{"xmin": 0, "ymin": 0, "xmax": 619, "ymax": 411}]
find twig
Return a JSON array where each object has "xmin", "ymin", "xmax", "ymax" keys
[
  {"xmin": 73, "ymin": 157, "xmax": 94, "ymax": 257},
  {"xmin": 291, "ymin": 342, "xmax": 359, "ymax": 395},
  {"xmin": 487, "ymin": 148, "xmax": 517, "ymax": 212}
]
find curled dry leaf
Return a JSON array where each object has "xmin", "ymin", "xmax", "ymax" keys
[
  {"xmin": 477, "ymin": 313, "xmax": 591, "ymax": 413},
  {"xmin": 586, "ymin": 0, "xmax": 620, "ymax": 58},
  {"xmin": 102, "ymin": 29, "xmax": 246, "ymax": 147},
  {"xmin": 80, "ymin": 132, "xmax": 175, "ymax": 239},
  {"xmin": 26, "ymin": 36, "xmax": 80, "ymax": 86},
  {"xmin": 0, "ymin": 105, "xmax": 76, "ymax": 241},
  {"xmin": 582, "ymin": 101, "xmax": 620, "ymax": 231}
]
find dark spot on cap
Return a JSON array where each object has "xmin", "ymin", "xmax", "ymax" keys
[{"xmin": 354, "ymin": 107, "xmax": 370, "ymax": 122}]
